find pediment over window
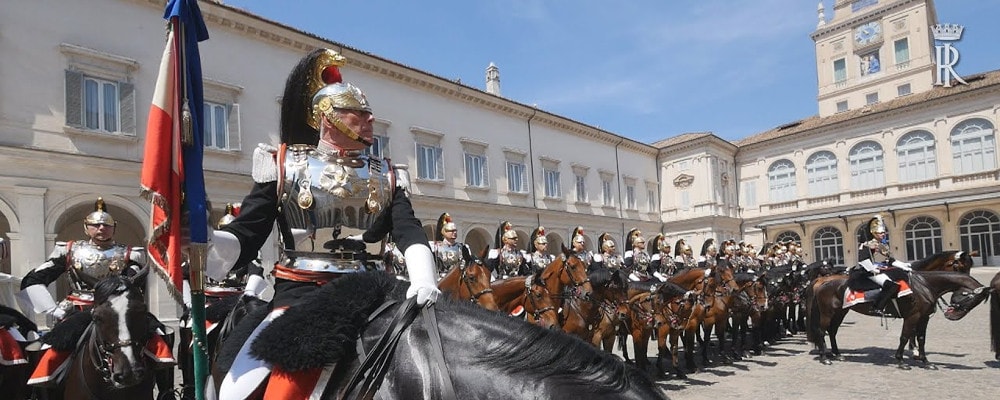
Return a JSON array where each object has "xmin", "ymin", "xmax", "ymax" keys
[{"xmin": 673, "ymin": 174, "xmax": 694, "ymax": 188}]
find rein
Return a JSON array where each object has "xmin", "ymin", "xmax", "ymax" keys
[{"xmin": 460, "ymin": 266, "xmax": 493, "ymax": 303}]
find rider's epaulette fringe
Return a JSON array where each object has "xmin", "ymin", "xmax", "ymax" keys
[
  {"xmin": 251, "ymin": 144, "xmax": 279, "ymax": 183},
  {"xmin": 250, "ymin": 272, "xmax": 404, "ymax": 371}
]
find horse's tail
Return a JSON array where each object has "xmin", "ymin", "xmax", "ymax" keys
[
  {"xmin": 803, "ymin": 281, "xmax": 822, "ymax": 345},
  {"xmin": 990, "ymin": 289, "xmax": 1000, "ymax": 353}
]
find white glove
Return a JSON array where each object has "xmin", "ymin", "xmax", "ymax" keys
[
  {"xmin": 46, "ymin": 306, "xmax": 66, "ymax": 327},
  {"xmin": 345, "ymin": 233, "xmax": 364, "ymax": 242},
  {"xmin": 243, "ymin": 274, "xmax": 268, "ymax": 297},
  {"xmin": 403, "ymin": 244, "xmax": 441, "ymax": 306},
  {"xmin": 653, "ymin": 271, "xmax": 667, "ymax": 282},
  {"xmin": 892, "ymin": 260, "xmax": 912, "ymax": 272}
]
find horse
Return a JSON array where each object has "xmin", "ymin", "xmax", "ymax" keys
[
  {"xmin": 728, "ymin": 272, "xmax": 768, "ymax": 359},
  {"xmin": 693, "ymin": 259, "xmax": 742, "ymax": 366},
  {"xmin": 989, "ymin": 270, "xmax": 1000, "ymax": 361},
  {"xmin": 621, "ymin": 280, "xmax": 694, "ymax": 378},
  {"xmin": 805, "ymin": 269, "xmax": 990, "ymax": 369},
  {"xmin": 910, "ymin": 250, "xmax": 977, "ymax": 273},
  {"xmin": 0, "ymin": 304, "xmax": 37, "ymax": 400},
  {"xmin": 60, "ymin": 269, "xmax": 156, "ymax": 400},
  {"xmin": 490, "ymin": 270, "xmax": 560, "ymax": 329},
  {"xmin": 543, "ymin": 245, "xmax": 594, "ymax": 302},
  {"xmin": 245, "ymin": 272, "xmax": 668, "ymax": 399},
  {"xmin": 436, "ymin": 248, "xmax": 498, "ymax": 311},
  {"xmin": 560, "ymin": 267, "xmax": 629, "ymax": 351}
]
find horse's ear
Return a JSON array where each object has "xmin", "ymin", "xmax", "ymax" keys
[
  {"xmin": 562, "ymin": 244, "xmax": 572, "ymax": 257},
  {"xmin": 129, "ymin": 265, "xmax": 150, "ymax": 285},
  {"xmin": 479, "ymin": 245, "xmax": 490, "ymax": 261}
]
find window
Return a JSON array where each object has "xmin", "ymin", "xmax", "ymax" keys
[
  {"xmin": 506, "ymin": 161, "xmax": 528, "ymax": 193},
  {"xmin": 897, "ymin": 130, "xmax": 936, "ymax": 182},
  {"xmin": 203, "ymin": 102, "xmax": 229, "ymax": 149},
  {"xmin": 775, "ymin": 231, "xmax": 801, "ymax": 244},
  {"xmin": 951, "ymin": 118, "xmax": 996, "ymax": 174},
  {"xmin": 849, "ymin": 140, "xmax": 884, "ymax": 189},
  {"xmin": 364, "ymin": 135, "xmax": 389, "ymax": 158},
  {"xmin": 741, "ymin": 180, "xmax": 757, "ymax": 208},
  {"xmin": 836, "ymin": 100, "xmax": 849, "ymax": 113},
  {"xmin": 416, "ymin": 144, "xmax": 444, "ymax": 181},
  {"xmin": 680, "ymin": 191, "xmax": 690, "ymax": 210},
  {"xmin": 61, "ymin": 44, "xmax": 138, "ymax": 136},
  {"xmin": 865, "ymin": 92, "xmax": 879, "ymax": 105},
  {"xmin": 575, "ymin": 174, "xmax": 587, "ymax": 202},
  {"xmin": 894, "ymin": 38, "xmax": 910, "ymax": 64},
  {"xmin": 464, "ymin": 153, "xmax": 488, "ymax": 188},
  {"xmin": 601, "ymin": 178, "xmax": 614, "ymax": 206},
  {"xmin": 625, "ymin": 184, "xmax": 636, "ymax": 210},
  {"xmin": 897, "ymin": 84, "xmax": 911, "ymax": 97},
  {"xmin": 806, "ymin": 151, "xmax": 838, "ymax": 196},
  {"xmin": 813, "ymin": 227, "xmax": 845, "ymax": 266},
  {"xmin": 833, "ymin": 58, "xmax": 847, "ymax": 83},
  {"xmin": 647, "ymin": 188, "xmax": 657, "ymax": 212},
  {"xmin": 904, "ymin": 216, "xmax": 942, "ymax": 260},
  {"xmin": 543, "ymin": 168, "xmax": 561, "ymax": 198},
  {"xmin": 767, "ymin": 159, "xmax": 796, "ymax": 203}
]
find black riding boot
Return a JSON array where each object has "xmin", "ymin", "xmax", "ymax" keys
[
  {"xmin": 178, "ymin": 327, "xmax": 195, "ymax": 400},
  {"xmin": 872, "ymin": 280, "xmax": 900, "ymax": 316},
  {"xmin": 156, "ymin": 329, "xmax": 177, "ymax": 400}
]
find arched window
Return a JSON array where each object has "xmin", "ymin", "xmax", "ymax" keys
[
  {"xmin": 855, "ymin": 222, "xmax": 869, "ymax": 245},
  {"xmin": 775, "ymin": 231, "xmax": 801, "ymax": 244},
  {"xmin": 806, "ymin": 151, "xmax": 838, "ymax": 196},
  {"xmin": 896, "ymin": 130, "xmax": 936, "ymax": 183},
  {"xmin": 904, "ymin": 216, "xmax": 942, "ymax": 260},
  {"xmin": 813, "ymin": 226, "xmax": 844, "ymax": 265},
  {"xmin": 768, "ymin": 159, "xmax": 796, "ymax": 203},
  {"xmin": 951, "ymin": 118, "xmax": 996, "ymax": 174},
  {"xmin": 959, "ymin": 210, "xmax": 1000, "ymax": 266},
  {"xmin": 849, "ymin": 141, "xmax": 884, "ymax": 189}
]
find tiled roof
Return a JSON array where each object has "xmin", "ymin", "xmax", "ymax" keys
[{"xmin": 733, "ymin": 69, "xmax": 1000, "ymax": 147}]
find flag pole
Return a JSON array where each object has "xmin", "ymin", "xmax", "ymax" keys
[{"xmin": 187, "ymin": 242, "xmax": 209, "ymax": 400}]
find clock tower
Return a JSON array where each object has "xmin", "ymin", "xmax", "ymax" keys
[{"xmin": 812, "ymin": 0, "xmax": 938, "ymax": 117}]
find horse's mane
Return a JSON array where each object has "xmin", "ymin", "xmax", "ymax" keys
[
  {"xmin": 654, "ymin": 281, "xmax": 689, "ymax": 299},
  {"xmin": 460, "ymin": 300, "xmax": 660, "ymax": 395},
  {"xmin": 0, "ymin": 304, "xmax": 37, "ymax": 332},
  {"xmin": 733, "ymin": 272, "xmax": 757, "ymax": 285},
  {"xmin": 588, "ymin": 267, "xmax": 626, "ymax": 289},
  {"xmin": 93, "ymin": 275, "xmax": 134, "ymax": 305}
]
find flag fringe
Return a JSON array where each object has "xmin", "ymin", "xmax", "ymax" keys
[{"xmin": 139, "ymin": 185, "xmax": 184, "ymax": 305}]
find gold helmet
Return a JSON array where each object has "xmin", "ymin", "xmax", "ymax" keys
[
  {"xmin": 435, "ymin": 212, "xmax": 457, "ymax": 241},
  {"xmin": 216, "ymin": 203, "xmax": 240, "ymax": 229},
  {"xmin": 571, "ymin": 226, "xmax": 586, "ymax": 246},
  {"xmin": 84, "ymin": 197, "xmax": 116, "ymax": 226},
  {"xmin": 495, "ymin": 221, "xmax": 517, "ymax": 247},
  {"xmin": 653, "ymin": 234, "xmax": 671, "ymax": 253},
  {"xmin": 700, "ymin": 238, "xmax": 717, "ymax": 256},
  {"xmin": 598, "ymin": 232, "xmax": 616, "ymax": 253},
  {"xmin": 626, "ymin": 228, "xmax": 644, "ymax": 248},
  {"xmin": 868, "ymin": 214, "xmax": 887, "ymax": 238},
  {"xmin": 530, "ymin": 226, "xmax": 548, "ymax": 245}
]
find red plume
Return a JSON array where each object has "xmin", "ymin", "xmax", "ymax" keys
[{"xmin": 321, "ymin": 65, "xmax": 342, "ymax": 84}]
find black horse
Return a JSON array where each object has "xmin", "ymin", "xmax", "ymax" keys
[
  {"xmin": 241, "ymin": 272, "xmax": 667, "ymax": 399},
  {"xmin": 806, "ymin": 270, "xmax": 990, "ymax": 369}
]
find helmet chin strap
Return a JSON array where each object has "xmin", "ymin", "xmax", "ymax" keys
[{"xmin": 330, "ymin": 116, "xmax": 373, "ymax": 147}]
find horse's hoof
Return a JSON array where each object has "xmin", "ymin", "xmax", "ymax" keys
[
  {"xmin": 924, "ymin": 363, "xmax": 938, "ymax": 370},
  {"xmin": 834, "ymin": 354, "xmax": 845, "ymax": 361},
  {"xmin": 897, "ymin": 363, "xmax": 912, "ymax": 370},
  {"xmin": 821, "ymin": 359, "xmax": 833, "ymax": 365}
]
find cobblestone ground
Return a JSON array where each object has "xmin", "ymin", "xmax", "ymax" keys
[{"xmin": 616, "ymin": 267, "xmax": 1000, "ymax": 400}]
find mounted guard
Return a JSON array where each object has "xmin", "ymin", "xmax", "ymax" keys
[
  {"xmin": 569, "ymin": 226, "xmax": 597, "ymax": 270},
  {"xmin": 17, "ymin": 198, "xmax": 175, "ymax": 395},
  {"xmin": 526, "ymin": 226, "xmax": 555, "ymax": 275},
  {"xmin": 623, "ymin": 228, "xmax": 652, "ymax": 281},
  {"xmin": 673, "ymin": 239, "xmax": 697, "ymax": 271},
  {"xmin": 430, "ymin": 212, "xmax": 473, "ymax": 276},
  {"xmin": 648, "ymin": 233, "xmax": 672, "ymax": 280},
  {"xmin": 851, "ymin": 214, "xmax": 912, "ymax": 316},
  {"xmin": 698, "ymin": 238, "xmax": 719, "ymax": 269},
  {"xmin": 486, "ymin": 221, "xmax": 529, "ymax": 279}
]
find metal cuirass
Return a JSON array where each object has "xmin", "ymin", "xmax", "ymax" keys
[
  {"xmin": 532, "ymin": 252, "xmax": 554, "ymax": 271},
  {"xmin": 865, "ymin": 239, "xmax": 891, "ymax": 265},
  {"xmin": 280, "ymin": 145, "xmax": 394, "ymax": 233},
  {"xmin": 576, "ymin": 251, "xmax": 593, "ymax": 266},
  {"xmin": 436, "ymin": 242, "xmax": 466, "ymax": 272},
  {"xmin": 67, "ymin": 241, "xmax": 132, "ymax": 290},
  {"xmin": 500, "ymin": 249, "xmax": 523, "ymax": 276},
  {"xmin": 605, "ymin": 254, "xmax": 624, "ymax": 270},
  {"xmin": 633, "ymin": 251, "xmax": 650, "ymax": 272}
]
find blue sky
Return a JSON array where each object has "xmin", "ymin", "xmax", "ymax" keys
[{"xmin": 223, "ymin": 0, "xmax": 999, "ymax": 144}]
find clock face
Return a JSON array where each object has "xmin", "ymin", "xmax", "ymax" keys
[{"xmin": 854, "ymin": 21, "xmax": 882, "ymax": 46}]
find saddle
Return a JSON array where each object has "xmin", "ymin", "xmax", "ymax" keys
[{"xmin": 843, "ymin": 267, "xmax": 912, "ymax": 308}]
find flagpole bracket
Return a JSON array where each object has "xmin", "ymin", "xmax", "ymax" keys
[{"xmin": 189, "ymin": 242, "xmax": 208, "ymax": 293}]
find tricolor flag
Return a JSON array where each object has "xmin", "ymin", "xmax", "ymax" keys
[{"xmin": 140, "ymin": 0, "xmax": 209, "ymax": 301}]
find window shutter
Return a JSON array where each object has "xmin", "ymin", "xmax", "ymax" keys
[
  {"xmin": 227, "ymin": 103, "xmax": 241, "ymax": 150},
  {"xmin": 119, "ymin": 82, "xmax": 135, "ymax": 135},
  {"xmin": 65, "ymin": 70, "xmax": 83, "ymax": 128}
]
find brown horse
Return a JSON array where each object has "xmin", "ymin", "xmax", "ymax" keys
[
  {"xmin": 694, "ymin": 260, "xmax": 741, "ymax": 365},
  {"xmin": 728, "ymin": 272, "xmax": 769, "ymax": 358},
  {"xmin": 437, "ymin": 248, "xmax": 498, "ymax": 311},
  {"xmin": 543, "ymin": 245, "xmax": 594, "ymax": 302},
  {"xmin": 911, "ymin": 250, "xmax": 977, "ymax": 273},
  {"xmin": 806, "ymin": 270, "xmax": 990, "ymax": 369},
  {"xmin": 490, "ymin": 270, "xmax": 560, "ymax": 329},
  {"xmin": 621, "ymin": 281, "xmax": 694, "ymax": 378},
  {"xmin": 561, "ymin": 267, "xmax": 629, "ymax": 351}
]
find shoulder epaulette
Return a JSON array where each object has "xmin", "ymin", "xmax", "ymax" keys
[{"xmin": 251, "ymin": 143, "xmax": 279, "ymax": 183}]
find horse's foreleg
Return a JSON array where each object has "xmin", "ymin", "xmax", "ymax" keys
[{"xmin": 668, "ymin": 329, "xmax": 686, "ymax": 379}]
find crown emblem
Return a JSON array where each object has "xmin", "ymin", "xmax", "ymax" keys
[{"xmin": 931, "ymin": 24, "xmax": 964, "ymax": 41}]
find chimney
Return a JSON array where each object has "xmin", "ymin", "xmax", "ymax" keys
[{"xmin": 485, "ymin": 62, "xmax": 501, "ymax": 96}]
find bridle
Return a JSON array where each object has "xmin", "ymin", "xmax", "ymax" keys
[
  {"xmin": 459, "ymin": 263, "xmax": 493, "ymax": 304},
  {"xmin": 555, "ymin": 254, "xmax": 591, "ymax": 297},
  {"xmin": 524, "ymin": 279, "xmax": 557, "ymax": 324}
]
